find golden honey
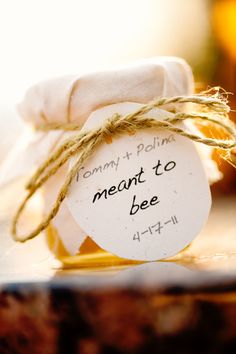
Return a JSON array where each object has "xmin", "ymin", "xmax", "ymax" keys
[{"xmin": 46, "ymin": 224, "xmax": 142, "ymax": 268}]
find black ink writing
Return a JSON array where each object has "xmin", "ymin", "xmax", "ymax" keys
[
  {"xmin": 130, "ymin": 195, "xmax": 160, "ymax": 216},
  {"xmin": 152, "ymin": 159, "xmax": 176, "ymax": 176},
  {"xmin": 92, "ymin": 167, "xmax": 146, "ymax": 203}
]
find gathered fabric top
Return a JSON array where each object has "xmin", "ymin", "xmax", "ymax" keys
[{"xmin": 18, "ymin": 57, "xmax": 193, "ymax": 128}]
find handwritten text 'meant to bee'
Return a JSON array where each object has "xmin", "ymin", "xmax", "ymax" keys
[{"xmin": 92, "ymin": 160, "xmax": 176, "ymax": 216}]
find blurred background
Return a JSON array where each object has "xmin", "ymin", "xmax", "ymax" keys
[{"xmin": 0, "ymin": 0, "xmax": 235, "ymax": 192}]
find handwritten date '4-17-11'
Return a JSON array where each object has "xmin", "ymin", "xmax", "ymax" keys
[
  {"xmin": 92, "ymin": 159, "xmax": 177, "ymax": 216},
  {"xmin": 133, "ymin": 215, "xmax": 178, "ymax": 242}
]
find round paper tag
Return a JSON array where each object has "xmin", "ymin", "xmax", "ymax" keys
[{"xmin": 66, "ymin": 102, "xmax": 211, "ymax": 261}]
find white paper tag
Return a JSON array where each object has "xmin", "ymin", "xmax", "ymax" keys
[{"xmin": 66, "ymin": 102, "xmax": 211, "ymax": 261}]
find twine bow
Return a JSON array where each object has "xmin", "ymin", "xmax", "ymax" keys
[{"xmin": 12, "ymin": 88, "xmax": 236, "ymax": 242}]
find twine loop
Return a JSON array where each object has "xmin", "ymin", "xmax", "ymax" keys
[{"xmin": 12, "ymin": 88, "xmax": 236, "ymax": 243}]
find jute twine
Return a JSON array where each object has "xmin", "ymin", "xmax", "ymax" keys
[{"xmin": 12, "ymin": 88, "xmax": 236, "ymax": 243}]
